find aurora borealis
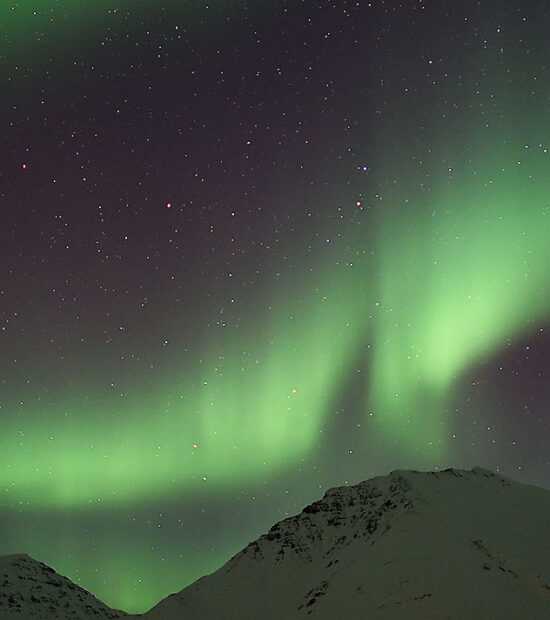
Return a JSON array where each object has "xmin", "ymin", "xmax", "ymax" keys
[{"xmin": 3, "ymin": 0, "xmax": 550, "ymax": 614}]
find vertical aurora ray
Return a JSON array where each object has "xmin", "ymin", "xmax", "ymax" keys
[
  {"xmin": 366, "ymin": 139, "xmax": 550, "ymax": 459},
  {"xmin": 1, "ymin": 255, "xmax": 364, "ymax": 510}
]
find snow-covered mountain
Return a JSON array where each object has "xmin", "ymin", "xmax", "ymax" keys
[
  {"xmin": 3, "ymin": 467, "xmax": 550, "ymax": 618},
  {"xmin": 143, "ymin": 467, "xmax": 550, "ymax": 619},
  {"xmin": 0, "ymin": 554, "xmax": 128, "ymax": 619}
]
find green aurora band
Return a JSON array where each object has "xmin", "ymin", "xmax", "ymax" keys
[
  {"xmin": 4, "ymin": 4, "xmax": 550, "ymax": 614},
  {"xmin": 370, "ymin": 140, "xmax": 550, "ymax": 453},
  {"xmin": 4, "ymin": 138, "xmax": 550, "ymax": 614},
  {"xmin": 3, "ymin": 257, "xmax": 366, "ymax": 509},
  {"xmin": 6, "ymin": 141, "xmax": 550, "ymax": 610}
]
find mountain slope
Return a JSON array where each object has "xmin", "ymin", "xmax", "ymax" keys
[
  {"xmin": 143, "ymin": 467, "xmax": 550, "ymax": 619},
  {"xmin": 0, "ymin": 554, "xmax": 128, "ymax": 619}
]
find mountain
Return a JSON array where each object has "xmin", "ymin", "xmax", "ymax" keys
[
  {"xmin": 3, "ymin": 467, "xmax": 550, "ymax": 619},
  {"xmin": 0, "ymin": 554, "xmax": 128, "ymax": 619},
  {"xmin": 143, "ymin": 467, "xmax": 550, "ymax": 619}
]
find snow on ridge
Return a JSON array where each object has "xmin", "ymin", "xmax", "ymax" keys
[
  {"xmin": 224, "ymin": 466, "xmax": 525, "ymax": 571},
  {"xmin": 0, "ymin": 553, "xmax": 128, "ymax": 619},
  {"xmin": 227, "ymin": 468, "xmax": 445, "ymax": 568},
  {"xmin": 4, "ymin": 466, "xmax": 548, "ymax": 620},
  {"xmin": 143, "ymin": 467, "xmax": 550, "ymax": 619}
]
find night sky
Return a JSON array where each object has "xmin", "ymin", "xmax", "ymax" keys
[{"xmin": 3, "ymin": 0, "xmax": 550, "ymax": 614}]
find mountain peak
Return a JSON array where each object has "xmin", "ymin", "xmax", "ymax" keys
[
  {"xmin": 144, "ymin": 467, "xmax": 550, "ymax": 619},
  {"xmin": 4, "ymin": 467, "xmax": 550, "ymax": 619},
  {"xmin": 0, "ymin": 553, "xmax": 128, "ymax": 619}
]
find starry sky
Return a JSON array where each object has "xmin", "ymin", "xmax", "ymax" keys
[{"xmin": 3, "ymin": 0, "xmax": 550, "ymax": 614}]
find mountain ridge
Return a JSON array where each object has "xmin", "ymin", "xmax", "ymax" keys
[
  {"xmin": 144, "ymin": 466, "xmax": 550, "ymax": 619},
  {"xmin": 2, "ymin": 466, "xmax": 550, "ymax": 619},
  {"xmin": 0, "ymin": 552, "xmax": 128, "ymax": 618}
]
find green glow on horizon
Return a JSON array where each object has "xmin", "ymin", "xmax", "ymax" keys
[{"xmin": 11, "ymin": 523, "xmax": 229, "ymax": 615}]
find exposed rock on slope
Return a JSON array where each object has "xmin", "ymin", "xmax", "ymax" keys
[
  {"xmin": 0, "ymin": 554, "xmax": 128, "ymax": 619},
  {"xmin": 4, "ymin": 467, "xmax": 550, "ymax": 619},
  {"xmin": 144, "ymin": 467, "xmax": 550, "ymax": 619}
]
